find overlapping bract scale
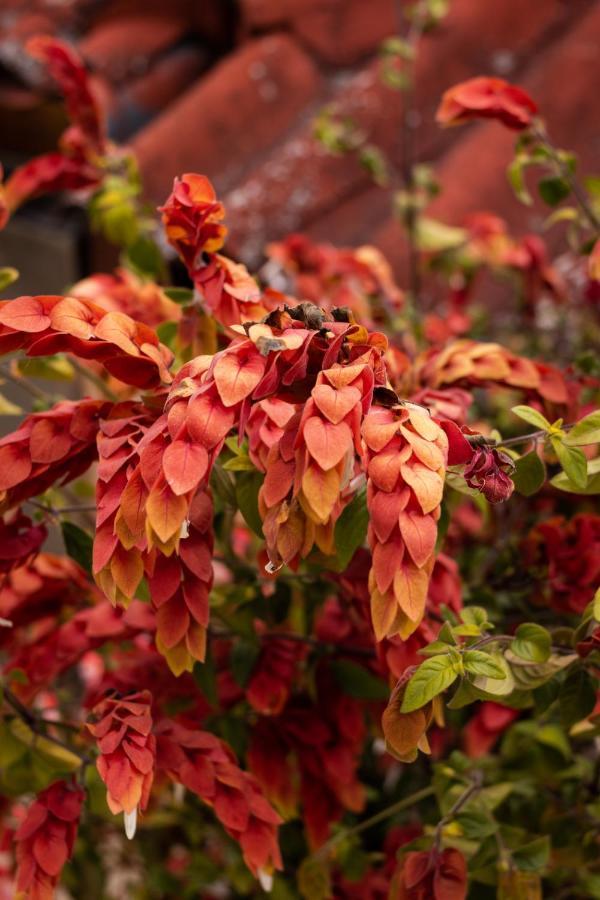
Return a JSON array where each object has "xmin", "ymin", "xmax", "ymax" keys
[{"xmin": 363, "ymin": 404, "xmax": 448, "ymax": 641}]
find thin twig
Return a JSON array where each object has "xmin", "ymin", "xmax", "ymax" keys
[
  {"xmin": 70, "ymin": 358, "xmax": 118, "ymax": 401},
  {"xmin": 27, "ymin": 498, "xmax": 97, "ymax": 517},
  {"xmin": 433, "ymin": 771, "xmax": 483, "ymax": 852},
  {"xmin": 0, "ymin": 363, "xmax": 51, "ymax": 403},
  {"xmin": 209, "ymin": 626, "xmax": 376, "ymax": 659},
  {"xmin": 315, "ymin": 784, "xmax": 435, "ymax": 858},
  {"xmin": 3, "ymin": 687, "xmax": 90, "ymax": 765}
]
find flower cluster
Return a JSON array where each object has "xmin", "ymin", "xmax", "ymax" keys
[
  {"xmin": 156, "ymin": 720, "xmax": 282, "ymax": 878},
  {"xmin": 463, "ymin": 446, "xmax": 515, "ymax": 503},
  {"xmin": 14, "ymin": 780, "xmax": 84, "ymax": 900},
  {"xmin": 1, "ymin": 37, "xmax": 108, "ymax": 224},
  {"xmin": 87, "ymin": 690, "xmax": 155, "ymax": 837},
  {"xmin": 0, "ymin": 400, "xmax": 110, "ymax": 512},
  {"xmin": 363, "ymin": 404, "xmax": 447, "ymax": 641},
  {"xmin": 0, "ymin": 295, "xmax": 172, "ymax": 389},
  {"xmin": 265, "ymin": 233, "xmax": 403, "ymax": 325}
]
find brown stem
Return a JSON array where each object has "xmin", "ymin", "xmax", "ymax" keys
[
  {"xmin": 0, "ymin": 363, "xmax": 51, "ymax": 403},
  {"xmin": 209, "ymin": 626, "xmax": 376, "ymax": 659},
  {"xmin": 434, "ymin": 771, "xmax": 483, "ymax": 852},
  {"xmin": 27, "ymin": 499, "xmax": 97, "ymax": 517},
  {"xmin": 395, "ymin": 0, "xmax": 428, "ymax": 318}
]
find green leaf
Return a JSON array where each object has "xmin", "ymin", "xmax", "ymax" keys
[
  {"xmin": 156, "ymin": 321, "xmax": 178, "ymax": 349},
  {"xmin": 401, "ymin": 654, "xmax": 461, "ymax": 712},
  {"xmin": 414, "ymin": 217, "xmax": 467, "ymax": 252},
  {"xmin": 512, "ymin": 450, "xmax": 546, "ymax": 496},
  {"xmin": 61, "ymin": 521, "xmax": 93, "ymax": 576},
  {"xmin": 550, "ymin": 456, "xmax": 600, "ymax": 494},
  {"xmin": 511, "ymin": 624, "xmax": 551, "ymax": 663},
  {"xmin": 471, "ymin": 651, "xmax": 516, "ymax": 698},
  {"xmin": 163, "ymin": 287, "xmax": 194, "ymax": 304},
  {"xmin": 559, "ymin": 668, "xmax": 597, "ymax": 729},
  {"xmin": 511, "ymin": 405, "xmax": 551, "ymax": 431},
  {"xmin": 456, "ymin": 810, "xmax": 498, "ymax": 840},
  {"xmin": 333, "ymin": 488, "xmax": 368, "ymax": 571},
  {"xmin": 512, "ymin": 836, "xmax": 550, "ymax": 872},
  {"xmin": 17, "ymin": 355, "xmax": 74, "ymax": 381},
  {"xmin": 507, "ymin": 154, "xmax": 533, "ymax": 206},
  {"xmin": 538, "ymin": 175, "xmax": 570, "ymax": 207},
  {"xmin": 418, "ymin": 640, "xmax": 455, "ymax": 657},
  {"xmin": 222, "ymin": 454, "xmax": 256, "ymax": 472},
  {"xmin": 594, "ymin": 586, "xmax": 600, "ymax": 622},
  {"xmin": 0, "ymin": 267, "xmax": 19, "ymax": 292},
  {"xmin": 235, "ymin": 471, "xmax": 264, "ymax": 537},
  {"xmin": 210, "ymin": 462, "xmax": 237, "ymax": 508},
  {"xmin": 330, "ymin": 660, "xmax": 388, "ymax": 700},
  {"xmin": 564, "ymin": 410, "xmax": 600, "ymax": 446},
  {"xmin": 126, "ymin": 236, "xmax": 165, "ymax": 279},
  {"xmin": 297, "ymin": 857, "xmax": 332, "ymax": 900},
  {"xmin": 447, "ymin": 678, "xmax": 478, "ymax": 709},
  {"xmin": 230, "ymin": 639, "xmax": 260, "ymax": 688},
  {"xmin": 463, "ymin": 650, "xmax": 507, "ymax": 679},
  {"xmin": 551, "ymin": 437, "xmax": 588, "ymax": 489},
  {"xmin": 460, "ymin": 607, "xmax": 490, "ymax": 628}
]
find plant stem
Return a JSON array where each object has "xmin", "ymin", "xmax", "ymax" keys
[
  {"xmin": 395, "ymin": 0, "xmax": 427, "ymax": 321},
  {"xmin": 0, "ymin": 363, "xmax": 51, "ymax": 403},
  {"xmin": 3, "ymin": 687, "xmax": 90, "ymax": 765},
  {"xmin": 434, "ymin": 771, "xmax": 483, "ymax": 852},
  {"xmin": 70, "ymin": 358, "xmax": 118, "ymax": 401},
  {"xmin": 208, "ymin": 626, "xmax": 375, "ymax": 659},
  {"xmin": 533, "ymin": 124, "xmax": 600, "ymax": 233},
  {"xmin": 316, "ymin": 784, "xmax": 435, "ymax": 858},
  {"xmin": 27, "ymin": 498, "xmax": 97, "ymax": 517},
  {"xmin": 472, "ymin": 422, "xmax": 575, "ymax": 448}
]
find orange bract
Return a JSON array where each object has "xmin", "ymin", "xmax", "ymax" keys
[{"xmin": 436, "ymin": 76, "xmax": 537, "ymax": 130}]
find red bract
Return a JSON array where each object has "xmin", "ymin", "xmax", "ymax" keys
[
  {"xmin": 245, "ymin": 633, "xmax": 307, "ymax": 716},
  {"xmin": 0, "ymin": 295, "xmax": 173, "ymax": 389},
  {"xmin": 260, "ymin": 359, "xmax": 376, "ymax": 568},
  {"xmin": 156, "ymin": 720, "xmax": 282, "ymax": 878},
  {"xmin": 0, "ymin": 554, "xmax": 90, "ymax": 644},
  {"xmin": 161, "ymin": 173, "xmax": 227, "ymax": 264},
  {"xmin": 0, "ymin": 400, "xmax": 109, "ymax": 513},
  {"xmin": 71, "ymin": 269, "xmax": 182, "ymax": 329},
  {"xmin": 382, "ymin": 667, "xmax": 436, "ymax": 763},
  {"xmin": 436, "ymin": 76, "xmax": 537, "ymax": 130},
  {"xmin": 363, "ymin": 404, "xmax": 448, "ymax": 640},
  {"xmin": 94, "ymin": 402, "xmax": 214, "ymax": 675},
  {"xmin": 27, "ymin": 37, "xmax": 106, "ymax": 153},
  {"xmin": 463, "ymin": 446, "xmax": 515, "ymax": 503},
  {"xmin": 248, "ymin": 672, "xmax": 366, "ymax": 847},
  {"xmin": 524, "ymin": 514, "xmax": 600, "ymax": 614},
  {"xmin": 1, "ymin": 38, "xmax": 110, "ymax": 222},
  {"xmin": 14, "ymin": 780, "xmax": 84, "ymax": 900},
  {"xmin": 0, "ymin": 511, "xmax": 46, "ymax": 580},
  {"xmin": 87, "ymin": 690, "xmax": 155, "ymax": 836},
  {"xmin": 5, "ymin": 600, "xmax": 154, "ymax": 702},
  {"xmin": 265, "ymin": 233, "xmax": 403, "ymax": 326},
  {"xmin": 390, "ymin": 848, "xmax": 467, "ymax": 900},
  {"xmin": 463, "ymin": 702, "xmax": 519, "ymax": 757},
  {"xmin": 414, "ymin": 339, "xmax": 571, "ymax": 409}
]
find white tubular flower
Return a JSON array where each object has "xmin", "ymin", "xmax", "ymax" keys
[
  {"xmin": 124, "ymin": 808, "xmax": 138, "ymax": 840},
  {"xmin": 257, "ymin": 869, "xmax": 274, "ymax": 893}
]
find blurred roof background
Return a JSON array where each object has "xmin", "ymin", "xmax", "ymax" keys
[{"xmin": 0, "ymin": 0, "xmax": 599, "ymax": 285}]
